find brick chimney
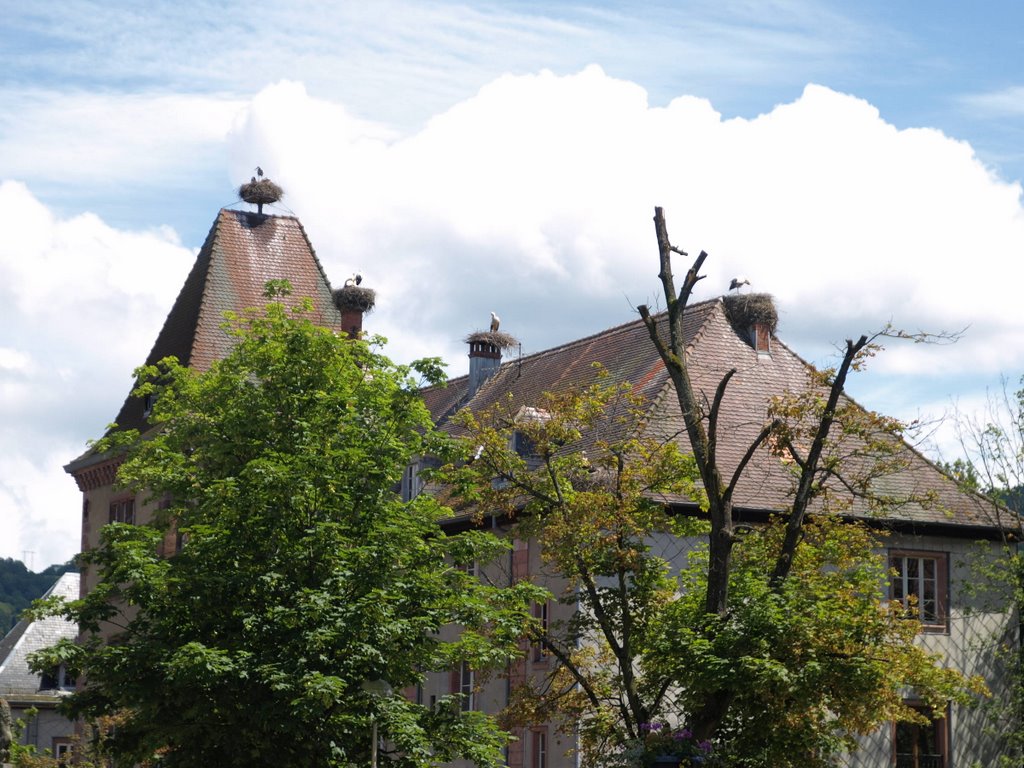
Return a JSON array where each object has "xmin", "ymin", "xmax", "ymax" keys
[
  {"xmin": 722, "ymin": 292, "xmax": 777, "ymax": 356},
  {"xmin": 332, "ymin": 280, "xmax": 376, "ymax": 339}
]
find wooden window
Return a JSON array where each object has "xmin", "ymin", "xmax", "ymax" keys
[
  {"xmin": 459, "ymin": 661, "xmax": 474, "ymax": 711},
  {"xmin": 894, "ymin": 704, "xmax": 948, "ymax": 768},
  {"xmin": 109, "ymin": 498, "xmax": 135, "ymax": 525},
  {"xmin": 532, "ymin": 601, "xmax": 549, "ymax": 662},
  {"xmin": 889, "ymin": 550, "xmax": 949, "ymax": 632},
  {"xmin": 531, "ymin": 728, "xmax": 548, "ymax": 768}
]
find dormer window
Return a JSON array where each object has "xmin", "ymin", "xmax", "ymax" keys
[
  {"xmin": 401, "ymin": 460, "xmax": 423, "ymax": 502},
  {"xmin": 511, "ymin": 406, "xmax": 550, "ymax": 460},
  {"xmin": 143, "ymin": 393, "xmax": 157, "ymax": 419},
  {"xmin": 512, "ymin": 430, "xmax": 536, "ymax": 457},
  {"xmin": 40, "ymin": 663, "xmax": 75, "ymax": 691}
]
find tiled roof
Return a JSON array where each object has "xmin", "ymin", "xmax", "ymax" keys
[
  {"xmin": 68, "ymin": 209, "xmax": 344, "ymax": 470},
  {"xmin": 0, "ymin": 572, "xmax": 79, "ymax": 696},
  {"xmin": 426, "ymin": 300, "xmax": 1002, "ymax": 533}
]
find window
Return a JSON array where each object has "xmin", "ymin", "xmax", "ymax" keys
[
  {"xmin": 462, "ymin": 560, "xmax": 477, "ymax": 578},
  {"xmin": 889, "ymin": 551, "xmax": 948, "ymax": 631},
  {"xmin": 40, "ymin": 663, "xmax": 75, "ymax": 691},
  {"xmin": 459, "ymin": 661, "xmax": 474, "ymax": 711},
  {"xmin": 532, "ymin": 601, "xmax": 549, "ymax": 662},
  {"xmin": 401, "ymin": 461, "xmax": 423, "ymax": 501},
  {"xmin": 532, "ymin": 728, "xmax": 548, "ymax": 768},
  {"xmin": 109, "ymin": 498, "xmax": 135, "ymax": 525},
  {"xmin": 52, "ymin": 740, "xmax": 72, "ymax": 765},
  {"xmin": 894, "ymin": 704, "xmax": 948, "ymax": 768}
]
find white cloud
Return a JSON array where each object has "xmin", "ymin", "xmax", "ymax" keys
[
  {"xmin": 0, "ymin": 91, "xmax": 243, "ymax": 190},
  {"xmin": 0, "ymin": 444, "xmax": 83, "ymax": 570},
  {"xmin": 959, "ymin": 85, "xmax": 1024, "ymax": 117},
  {"xmin": 0, "ymin": 181, "xmax": 196, "ymax": 565},
  {"xmin": 228, "ymin": 73, "xmax": 1024, "ymax": 386},
  {"xmin": 7, "ymin": 68, "xmax": 1024, "ymax": 565}
]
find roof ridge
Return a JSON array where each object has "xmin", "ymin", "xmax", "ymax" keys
[
  {"xmin": 436, "ymin": 298, "xmax": 722, "ymax": 388},
  {"xmin": 193, "ymin": 210, "xmax": 229, "ymax": 354}
]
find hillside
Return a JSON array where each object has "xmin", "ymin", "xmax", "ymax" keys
[{"xmin": 0, "ymin": 558, "xmax": 77, "ymax": 634}]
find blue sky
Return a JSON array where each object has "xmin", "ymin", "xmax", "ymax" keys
[{"xmin": 2, "ymin": 1, "xmax": 1023, "ymax": 567}]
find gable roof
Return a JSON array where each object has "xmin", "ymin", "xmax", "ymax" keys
[
  {"xmin": 0, "ymin": 572, "xmax": 79, "ymax": 697},
  {"xmin": 68, "ymin": 209, "xmax": 344, "ymax": 474},
  {"xmin": 425, "ymin": 299, "xmax": 1002, "ymax": 534}
]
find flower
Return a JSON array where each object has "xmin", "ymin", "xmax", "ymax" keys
[{"xmin": 636, "ymin": 723, "xmax": 715, "ymax": 766}]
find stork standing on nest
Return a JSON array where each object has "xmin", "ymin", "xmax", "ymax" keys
[
  {"xmin": 729, "ymin": 276, "xmax": 751, "ymax": 292},
  {"xmin": 490, "ymin": 311, "xmax": 501, "ymax": 332},
  {"xmin": 344, "ymin": 273, "xmax": 363, "ymax": 287}
]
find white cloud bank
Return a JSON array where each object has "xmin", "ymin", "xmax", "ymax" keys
[
  {"xmin": 230, "ymin": 70, "xmax": 1024, "ymax": 380},
  {"xmin": 0, "ymin": 181, "xmax": 195, "ymax": 567},
  {"xmin": 4, "ymin": 67, "xmax": 1024, "ymax": 565}
]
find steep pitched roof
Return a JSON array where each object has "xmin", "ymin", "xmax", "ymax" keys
[
  {"xmin": 68, "ymin": 209, "xmax": 344, "ymax": 473},
  {"xmin": 426, "ymin": 300, "xmax": 1001, "ymax": 534},
  {"xmin": 0, "ymin": 572, "xmax": 79, "ymax": 697}
]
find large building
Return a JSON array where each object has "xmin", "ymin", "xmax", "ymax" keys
[
  {"xmin": 420, "ymin": 295, "xmax": 1015, "ymax": 768},
  {"xmin": 64, "ymin": 200, "xmax": 1015, "ymax": 767},
  {"xmin": 66, "ymin": 207, "xmax": 352, "ymax": 597},
  {"xmin": 0, "ymin": 572, "xmax": 80, "ymax": 761}
]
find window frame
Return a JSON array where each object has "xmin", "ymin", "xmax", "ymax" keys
[
  {"xmin": 459, "ymin": 661, "xmax": 474, "ymax": 711},
  {"xmin": 108, "ymin": 497, "xmax": 135, "ymax": 525},
  {"xmin": 531, "ymin": 727, "xmax": 548, "ymax": 768},
  {"xmin": 532, "ymin": 600, "xmax": 549, "ymax": 663},
  {"xmin": 893, "ymin": 701, "xmax": 949, "ymax": 768},
  {"xmin": 888, "ymin": 549, "xmax": 949, "ymax": 633}
]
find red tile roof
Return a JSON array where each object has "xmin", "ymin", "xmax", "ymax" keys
[
  {"xmin": 67, "ymin": 209, "xmax": 343, "ymax": 471},
  {"xmin": 426, "ymin": 299, "xmax": 1003, "ymax": 533}
]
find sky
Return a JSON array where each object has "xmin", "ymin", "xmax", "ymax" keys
[{"xmin": 2, "ymin": 1, "xmax": 1024, "ymax": 569}]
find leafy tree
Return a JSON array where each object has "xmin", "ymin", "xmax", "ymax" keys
[
  {"xmin": 635, "ymin": 207, "xmax": 978, "ymax": 761},
  {"xmin": 444, "ymin": 375, "xmax": 976, "ymax": 767},
  {"xmin": 30, "ymin": 285, "xmax": 542, "ymax": 768},
  {"xmin": 0, "ymin": 559, "xmax": 76, "ymax": 633},
  {"xmin": 445, "ymin": 208, "xmax": 981, "ymax": 766},
  {"xmin": 947, "ymin": 375, "xmax": 1024, "ymax": 766}
]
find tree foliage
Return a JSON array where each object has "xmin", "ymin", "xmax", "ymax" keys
[
  {"xmin": 445, "ymin": 208, "xmax": 981, "ymax": 766},
  {"xmin": 947, "ymin": 375, "xmax": 1024, "ymax": 766},
  {"xmin": 30, "ymin": 287, "xmax": 542, "ymax": 768},
  {"xmin": 445, "ymin": 371, "xmax": 979, "ymax": 766}
]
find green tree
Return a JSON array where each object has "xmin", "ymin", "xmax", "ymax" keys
[
  {"xmin": 445, "ymin": 374, "xmax": 978, "ymax": 767},
  {"xmin": 631, "ymin": 207, "xmax": 980, "ymax": 764},
  {"xmin": 30, "ymin": 286, "xmax": 542, "ymax": 768},
  {"xmin": 947, "ymin": 375, "xmax": 1024, "ymax": 766}
]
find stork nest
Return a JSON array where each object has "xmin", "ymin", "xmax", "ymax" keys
[
  {"xmin": 239, "ymin": 179, "xmax": 284, "ymax": 205},
  {"xmin": 333, "ymin": 285, "xmax": 376, "ymax": 314},
  {"xmin": 465, "ymin": 330, "xmax": 519, "ymax": 349},
  {"xmin": 723, "ymin": 292, "xmax": 778, "ymax": 335}
]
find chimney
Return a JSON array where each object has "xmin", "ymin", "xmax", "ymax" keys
[
  {"xmin": 332, "ymin": 280, "xmax": 376, "ymax": 339},
  {"xmin": 465, "ymin": 325, "xmax": 516, "ymax": 398},
  {"xmin": 722, "ymin": 292, "xmax": 778, "ymax": 356},
  {"xmin": 468, "ymin": 338, "xmax": 502, "ymax": 397}
]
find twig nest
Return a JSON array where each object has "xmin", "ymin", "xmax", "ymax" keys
[
  {"xmin": 239, "ymin": 179, "xmax": 284, "ymax": 206},
  {"xmin": 465, "ymin": 330, "xmax": 519, "ymax": 349},
  {"xmin": 333, "ymin": 285, "xmax": 376, "ymax": 314},
  {"xmin": 723, "ymin": 292, "xmax": 778, "ymax": 335}
]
